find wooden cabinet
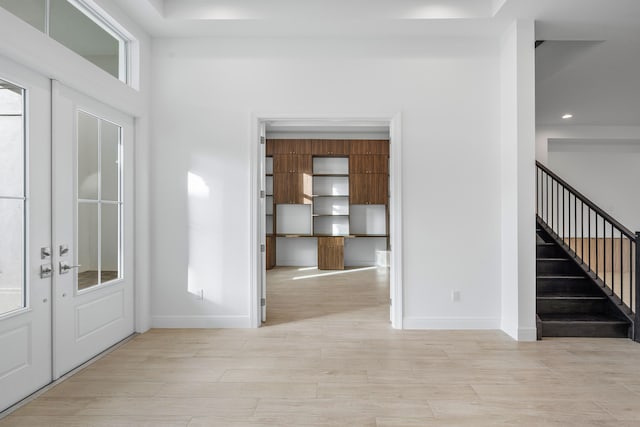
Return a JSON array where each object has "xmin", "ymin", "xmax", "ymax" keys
[
  {"xmin": 349, "ymin": 141, "xmax": 389, "ymax": 205},
  {"xmin": 349, "ymin": 140, "xmax": 389, "ymax": 155},
  {"xmin": 265, "ymin": 236, "xmax": 276, "ymax": 270},
  {"xmin": 349, "ymin": 155, "xmax": 388, "ymax": 174},
  {"xmin": 273, "ymin": 154, "xmax": 312, "ymax": 174},
  {"xmin": 273, "ymin": 153, "xmax": 312, "ymax": 204},
  {"xmin": 312, "ymin": 140, "xmax": 350, "ymax": 156},
  {"xmin": 318, "ymin": 237, "xmax": 344, "ymax": 270},
  {"xmin": 350, "ymin": 173, "xmax": 388, "ymax": 205},
  {"xmin": 273, "ymin": 172, "xmax": 312, "ymax": 204},
  {"xmin": 267, "ymin": 139, "xmax": 312, "ymax": 155}
]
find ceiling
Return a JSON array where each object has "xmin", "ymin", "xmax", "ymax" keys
[{"xmin": 109, "ymin": 0, "xmax": 640, "ymax": 127}]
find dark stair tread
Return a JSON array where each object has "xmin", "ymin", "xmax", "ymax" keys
[
  {"xmin": 537, "ymin": 291, "xmax": 603, "ymax": 298},
  {"xmin": 537, "ymin": 295, "xmax": 606, "ymax": 300},
  {"xmin": 537, "ymin": 275, "xmax": 587, "ymax": 279},
  {"xmin": 538, "ymin": 313, "xmax": 629, "ymax": 323}
]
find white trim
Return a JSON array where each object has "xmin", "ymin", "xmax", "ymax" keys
[
  {"xmin": 517, "ymin": 327, "xmax": 537, "ymax": 341},
  {"xmin": 389, "ymin": 113, "xmax": 403, "ymax": 329},
  {"xmin": 66, "ymin": 0, "xmax": 136, "ymax": 85},
  {"xmin": 151, "ymin": 315, "xmax": 252, "ymax": 329},
  {"xmin": 403, "ymin": 317, "xmax": 501, "ymax": 330},
  {"xmin": 249, "ymin": 113, "xmax": 404, "ymax": 329}
]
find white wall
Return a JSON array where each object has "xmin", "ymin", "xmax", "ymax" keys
[
  {"xmin": 499, "ymin": 20, "xmax": 536, "ymax": 341},
  {"xmin": 548, "ymin": 140, "xmax": 640, "ymax": 232},
  {"xmin": 536, "ymin": 125, "xmax": 640, "ymax": 165},
  {"xmin": 151, "ymin": 36, "xmax": 503, "ymax": 329}
]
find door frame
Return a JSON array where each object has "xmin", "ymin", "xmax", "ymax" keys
[{"xmin": 249, "ymin": 113, "xmax": 404, "ymax": 329}]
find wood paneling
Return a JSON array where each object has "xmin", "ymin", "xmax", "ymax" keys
[
  {"xmin": 266, "ymin": 236, "xmax": 276, "ymax": 270},
  {"xmin": 350, "ymin": 173, "xmax": 388, "ymax": 205},
  {"xmin": 560, "ymin": 237, "xmax": 635, "ymax": 308},
  {"xmin": 311, "ymin": 140, "xmax": 350, "ymax": 156},
  {"xmin": 318, "ymin": 237, "xmax": 345, "ymax": 270},
  {"xmin": 349, "ymin": 140, "xmax": 389, "ymax": 155},
  {"xmin": 563, "ymin": 237, "xmax": 633, "ymax": 273},
  {"xmin": 349, "ymin": 155, "xmax": 388, "ymax": 174}
]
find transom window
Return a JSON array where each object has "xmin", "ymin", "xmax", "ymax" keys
[{"xmin": 0, "ymin": 0, "xmax": 132, "ymax": 83}]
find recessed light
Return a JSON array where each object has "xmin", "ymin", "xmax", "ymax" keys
[{"xmin": 562, "ymin": 114, "xmax": 573, "ymax": 119}]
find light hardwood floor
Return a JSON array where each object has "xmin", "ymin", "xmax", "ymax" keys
[{"xmin": 3, "ymin": 266, "xmax": 640, "ymax": 426}]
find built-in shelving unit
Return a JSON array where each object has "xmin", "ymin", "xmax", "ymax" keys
[
  {"xmin": 264, "ymin": 139, "xmax": 389, "ymax": 270},
  {"xmin": 265, "ymin": 156, "xmax": 274, "ymax": 236}
]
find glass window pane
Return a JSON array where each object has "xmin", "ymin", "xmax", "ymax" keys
[
  {"xmin": 49, "ymin": 0, "xmax": 120, "ymax": 79},
  {"xmin": 101, "ymin": 121, "xmax": 120, "ymax": 202},
  {"xmin": 101, "ymin": 204, "xmax": 120, "ymax": 284},
  {"xmin": 77, "ymin": 203, "xmax": 99, "ymax": 290},
  {"xmin": 0, "ymin": 199, "xmax": 24, "ymax": 315},
  {"xmin": 77, "ymin": 112, "xmax": 99, "ymax": 200},
  {"xmin": 0, "ymin": 82, "xmax": 24, "ymax": 198},
  {"xmin": 0, "ymin": 0, "xmax": 46, "ymax": 32}
]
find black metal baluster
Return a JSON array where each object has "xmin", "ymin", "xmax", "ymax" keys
[
  {"xmin": 588, "ymin": 208, "xmax": 591, "ymax": 272},
  {"xmin": 573, "ymin": 194, "xmax": 578, "ymax": 256},
  {"xmin": 620, "ymin": 231, "xmax": 624, "ymax": 304},
  {"xmin": 635, "ymin": 234, "xmax": 640, "ymax": 342},
  {"xmin": 551, "ymin": 178, "xmax": 554, "ymax": 231},
  {"xmin": 536, "ymin": 168, "xmax": 540, "ymax": 216},
  {"xmin": 596, "ymin": 213, "xmax": 599, "ymax": 279},
  {"xmin": 546, "ymin": 173, "xmax": 549, "ymax": 223},
  {"xmin": 581, "ymin": 201, "xmax": 584, "ymax": 262},
  {"xmin": 611, "ymin": 223, "xmax": 616, "ymax": 294}
]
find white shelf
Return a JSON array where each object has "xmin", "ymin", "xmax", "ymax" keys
[
  {"xmin": 276, "ymin": 204, "xmax": 312, "ymax": 235},
  {"xmin": 265, "ymin": 176, "xmax": 273, "ymax": 196},
  {"xmin": 350, "ymin": 204, "xmax": 386, "ymax": 235},
  {"xmin": 266, "ymin": 215, "xmax": 273, "ymax": 234},
  {"xmin": 265, "ymin": 195, "xmax": 273, "ymax": 215},
  {"xmin": 265, "ymin": 157, "xmax": 273, "ymax": 175},
  {"xmin": 314, "ymin": 216, "xmax": 349, "ymax": 236},
  {"xmin": 313, "ymin": 196, "xmax": 349, "ymax": 216},
  {"xmin": 313, "ymin": 157, "xmax": 348, "ymax": 175},
  {"xmin": 313, "ymin": 176, "xmax": 348, "ymax": 197}
]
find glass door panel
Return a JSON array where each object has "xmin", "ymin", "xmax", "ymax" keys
[
  {"xmin": 0, "ymin": 79, "xmax": 25, "ymax": 316},
  {"xmin": 76, "ymin": 111, "xmax": 122, "ymax": 291}
]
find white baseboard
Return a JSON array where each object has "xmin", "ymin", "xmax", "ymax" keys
[
  {"xmin": 501, "ymin": 324, "xmax": 538, "ymax": 342},
  {"xmin": 403, "ymin": 317, "xmax": 501, "ymax": 330},
  {"xmin": 151, "ymin": 315, "xmax": 253, "ymax": 328},
  {"xmin": 516, "ymin": 327, "xmax": 538, "ymax": 341}
]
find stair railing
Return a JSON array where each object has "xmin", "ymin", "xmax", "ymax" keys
[{"xmin": 535, "ymin": 161, "xmax": 639, "ymax": 341}]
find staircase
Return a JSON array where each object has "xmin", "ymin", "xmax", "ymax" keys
[{"xmin": 536, "ymin": 222, "xmax": 632, "ymax": 338}]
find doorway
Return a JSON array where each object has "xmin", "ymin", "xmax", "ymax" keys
[
  {"xmin": 0, "ymin": 58, "xmax": 135, "ymax": 412},
  {"xmin": 251, "ymin": 116, "xmax": 403, "ymax": 328}
]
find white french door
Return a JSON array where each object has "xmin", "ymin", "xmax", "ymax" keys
[
  {"xmin": 51, "ymin": 81, "xmax": 134, "ymax": 378},
  {"xmin": 0, "ymin": 59, "xmax": 52, "ymax": 412}
]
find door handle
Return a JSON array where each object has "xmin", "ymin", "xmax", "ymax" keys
[
  {"xmin": 59, "ymin": 261, "xmax": 81, "ymax": 274},
  {"xmin": 40, "ymin": 264, "xmax": 53, "ymax": 279}
]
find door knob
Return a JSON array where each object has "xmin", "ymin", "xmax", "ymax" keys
[{"xmin": 59, "ymin": 261, "xmax": 81, "ymax": 274}]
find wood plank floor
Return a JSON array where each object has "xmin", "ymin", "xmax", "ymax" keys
[{"xmin": 3, "ymin": 266, "xmax": 640, "ymax": 426}]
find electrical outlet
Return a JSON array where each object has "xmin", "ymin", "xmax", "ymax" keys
[{"xmin": 451, "ymin": 290, "xmax": 460, "ymax": 302}]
